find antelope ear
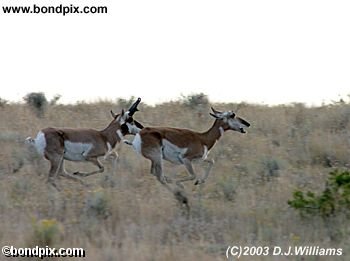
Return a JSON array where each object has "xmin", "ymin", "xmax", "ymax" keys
[
  {"xmin": 229, "ymin": 111, "xmax": 236, "ymax": 118},
  {"xmin": 209, "ymin": 112, "xmax": 220, "ymax": 119},
  {"xmin": 110, "ymin": 110, "xmax": 116, "ymax": 118},
  {"xmin": 211, "ymin": 107, "xmax": 219, "ymax": 113}
]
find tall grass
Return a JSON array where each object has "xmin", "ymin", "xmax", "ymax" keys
[{"xmin": 0, "ymin": 99, "xmax": 349, "ymax": 260}]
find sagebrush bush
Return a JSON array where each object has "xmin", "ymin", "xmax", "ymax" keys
[
  {"xmin": 215, "ymin": 176, "xmax": 236, "ymax": 201},
  {"xmin": 31, "ymin": 218, "xmax": 63, "ymax": 246},
  {"xmin": 2, "ymin": 100, "xmax": 350, "ymax": 260},
  {"xmin": 259, "ymin": 157, "xmax": 281, "ymax": 181},
  {"xmin": 85, "ymin": 189, "xmax": 110, "ymax": 219}
]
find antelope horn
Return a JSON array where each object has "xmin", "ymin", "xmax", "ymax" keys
[
  {"xmin": 209, "ymin": 112, "xmax": 220, "ymax": 119},
  {"xmin": 211, "ymin": 107, "xmax": 222, "ymax": 114},
  {"xmin": 128, "ymin": 97, "xmax": 141, "ymax": 116}
]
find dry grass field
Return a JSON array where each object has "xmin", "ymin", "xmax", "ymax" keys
[{"xmin": 0, "ymin": 97, "xmax": 349, "ymax": 260}]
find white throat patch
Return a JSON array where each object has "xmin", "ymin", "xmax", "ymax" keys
[
  {"xmin": 116, "ymin": 129, "xmax": 124, "ymax": 140},
  {"xmin": 131, "ymin": 133, "xmax": 142, "ymax": 154},
  {"xmin": 126, "ymin": 122, "xmax": 142, "ymax": 135},
  {"xmin": 219, "ymin": 126, "xmax": 224, "ymax": 136}
]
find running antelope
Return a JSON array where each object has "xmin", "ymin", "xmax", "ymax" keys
[
  {"xmin": 26, "ymin": 98, "xmax": 143, "ymax": 188},
  {"xmin": 127, "ymin": 107, "xmax": 250, "ymax": 189}
]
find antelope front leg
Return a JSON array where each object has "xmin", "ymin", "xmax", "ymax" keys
[
  {"xmin": 105, "ymin": 151, "xmax": 118, "ymax": 174},
  {"xmin": 194, "ymin": 159, "xmax": 214, "ymax": 185},
  {"xmin": 152, "ymin": 161, "xmax": 190, "ymax": 211},
  {"xmin": 47, "ymin": 152, "xmax": 65, "ymax": 191},
  {"xmin": 175, "ymin": 159, "xmax": 196, "ymax": 189}
]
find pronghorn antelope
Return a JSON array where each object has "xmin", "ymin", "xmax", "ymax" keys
[
  {"xmin": 127, "ymin": 107, "xmax": 250, "ymax": 191},
  {"xmin": 26, "ymin": 98, "xmax": 143, "ymax": 188}
]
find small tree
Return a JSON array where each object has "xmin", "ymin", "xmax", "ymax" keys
[
  {"xmin": 23, "ymin": 92, "xmax": 48, "ymax": 117},
  {"xmin": 117, "ymin": 96, "xmax": 137, "ymax": 110},
  {"xmin": 0, "ymin": 97, "xmax": 8, "ymax": 107},
  {"xmin": 181, "ymin": 93, "xmax": 209, "ymax": 109},
  {"xmin": 49, "ymin": 94, "xmax": 61, "ymax": 105}
]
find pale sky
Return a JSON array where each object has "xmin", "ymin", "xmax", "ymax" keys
[{"xmin": 1, "ymin": 0, "xmax": 349, "ymax": 106}]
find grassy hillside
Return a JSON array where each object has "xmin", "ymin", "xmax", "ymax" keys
[{"xmin": 0, "ymin": 97, "xmax": 349, "ymax": 260}]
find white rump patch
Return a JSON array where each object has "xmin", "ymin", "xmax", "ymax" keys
[
  {"xmin": 161, "ymin": 139, "xmax": 187, "ymax": 164},
  {"xmin": 63, "ymin": 141, "xmax": 93, "ymax": 161},
  {"xmin": 131, "ymin": 133, "xmax": 142, "ymax": 154},
  {"xmin": 34, "ymin": 131, "xmax": 46, "ymax": 156}
]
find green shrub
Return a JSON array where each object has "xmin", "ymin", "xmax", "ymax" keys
[{"xmin": 288, "ymin": 169, "xmax": 350, "ymax": 218}]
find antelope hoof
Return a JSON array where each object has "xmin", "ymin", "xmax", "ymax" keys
[
  {"xmin": 83, "ymin": 182, "xmax": 91, "ymax": 188},
  {"xmin": 123, "ymin": 139, "xmax": 132, "ymax": 145},
  {"xmin": 159, "ymin": 175, "xmax": 172, "ymax": 184},
  {"xmin": 174, "ymin": 190, "xmax": 188, "ymax": 206},
  {"xmin": 194, "ymin": 179, "xmax": 204, "ymax": 185},
  {"xmin": 175, "ymin": 182, "xmax": 185, "ymax": 189},
  {"xmin": 74, "ymin": 172, "xmax": 87, "ymax": 177},
  {"xmin": 48, "ymin": 181, "xmax": 60, "ymax": 191},
  {"xmin": 164, "ymin": 176, "xmax": 172, "ymax": 184}
]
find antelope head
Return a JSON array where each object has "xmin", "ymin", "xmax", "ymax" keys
[
  {"xmin": 111, "ymin": 98, "xmax": 144, "ymax": 135},
  {"xmin": 210, "ymin": 107, "xmax": 250, "ymax": 133}
]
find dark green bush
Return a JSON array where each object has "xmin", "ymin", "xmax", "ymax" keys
[
  {"xmin": 288, "ymin": 169, "xmax": 350, "ymax": 218},
  {"xmin": 23, "ymin": 92, "xmax": 48, "ymax": 117}
]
